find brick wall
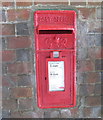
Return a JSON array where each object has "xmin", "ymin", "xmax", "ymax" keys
[{"xmin": 1, "ymin": 0, "xmax": 102, "ymax": 118}]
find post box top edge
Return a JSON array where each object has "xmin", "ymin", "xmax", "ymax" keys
[{"xmin": 34, "ymin": 10, "xmax": 77, "ymax": 15}]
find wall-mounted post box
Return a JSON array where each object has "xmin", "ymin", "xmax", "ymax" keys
[{"xmin": 34, "ymin": 10, "xmax": 76, "ymax": 108}]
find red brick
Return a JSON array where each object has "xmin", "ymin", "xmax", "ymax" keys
[
  {"xmin": 7, "ymin": 9, "xmax": 30, "ymax": 21},
  {"xmin": 2, "ymin": 50, "xmax": 16, "ymax": 62},
  {"xmin": 2, "ymin": 24, "xmax": 15, "ymax": 35},
  {"xmin": 85, "ymin": 72, "xmax": 100, "ymax": 83},
  {"xmin": 3, "ymin": 99, "xmax": 17, "ymax": 110},
  {"xmin": 7, "ymin": 36, "xmax": 31, "ymax": 49},
  {"xmin": 77, "ymin": 60, "xmax": 95, "ymax": 72},
  {"xmin": 87, "ymin": 47, "xmax": 103, "ymax": 59},
  {"xmin": 7, "ymin": 62, "xmax": 32, "ymax": 74},
  {"xmin": 34, "ymin": 0, "xmax": 68, "ymax": 5},
  {"xmin": 18, "ymin": 98, "xmax": 33, "ymax": 110},
  {"xmin": 88, "ymin": 2, "xmax": 101, "ymax": 6},
  {"xmin": 95, "ymin": 47, "xmax": 103, "ymax": 59},
  {"xmin": 7, "ymin": 10, "xmax": 16, "ymax": 21},
  {"xmin": 10, "ymin": 87, "xmax": 32, "ymax": 98},
  {"xmin": 77, "ymin": 8, "xmax": 96, "ymax": 19},
  {"xmin": 16, "ymin": 0, "xmax": 32, "ymax": 6},
  {"xmin": 70, "ymin": 1, "xmax": 86, "ymax": 6},
  {"xmin": 2, "ymin": 2, "xmax": 14, "ymax": 7},
  {"xmin": 17, "ymin": 9, "xmax": 30, "ymax": 21},
  {"xmin": 85, "ymin": 96, "xmax": 101, "ymax": 106}
]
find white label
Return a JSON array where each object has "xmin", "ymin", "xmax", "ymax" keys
[{"xmin": 48, "ymin": 61, "xmax": 64, "ymax": 91}]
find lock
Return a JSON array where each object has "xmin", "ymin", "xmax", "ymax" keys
[{"xmin": 34, "ymin": 10, "xmax": 76, "ymax": 108}]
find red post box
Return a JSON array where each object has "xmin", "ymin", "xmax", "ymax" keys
[{"xmin": 34, "ymin": 10, "xmax": 76, "ymax": 108}]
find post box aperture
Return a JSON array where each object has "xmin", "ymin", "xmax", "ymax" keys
[{"xmin": 34, "ymin": 10, "xmax": 76, "ymax": 108}]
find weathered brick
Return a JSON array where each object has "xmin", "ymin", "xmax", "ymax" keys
[
  {"xmin": 10, "ymin": 111, "xmax": 40, "ymax": 118},
  {"xmin": 70, "ymin": 108, "xmax": 79, "ymax": 118},
  {"xmin": 77, "ymin": 8, "xmax": 96, "ymax": 19},
  {"xmin": 102, "ymin": 85, "xmax": 103, "ymax": 96},
  {"xmin": 7, "ymin": 9, "xmax": 30, "ymax": 21},
  {"xmin": 22, "ymin": 111, "xmax": 39, "ymax": 118},
  {"xmin": 79, "ymin": 84, "xmax": 95, "ymax": 96},
  {"xmin": 2, "ymin": 75, "xmax": 18, "ymax": 87},
  {"xmin": 10, "ymin": 111, "xmax": 23, "ymax": 118},
  {"xmin": 7, "ymin": 62, "xmax": 32, "ymax": 74},
  {"xmin": 95, "ymin": 34, "xmax": 102, "ymax": 46},
  {"xmin": 77, "ymin": 72, "xmax": 87, "ymax": 84},
  {"xmin": 77, "ymin": 21, "xmax": 88, "ymax": 48},
  {"xmin": 50, "ymin": 111, "xmax": 60, "ymax": 118},
  {"xmin": 2, "ymin": 87, "xmax": 10, "ymax": 99},
  {"xmin": 85, "ymin": 96, "xmax": 101, "ymax": 106},
  {"xmin": 87, "ymin": 21, "xmax": 102, "ymax": 33},
  {"xmin": 2, "ymin": 50, "xmax": 16, "ymax": 62},
  {"xmin": 96, "ymin": 7, "xmax": 103, "ymax": 19},
  {"xmin": 2, "ymin": 63, "xmax": 7, "ymax": 75},
  {"xmin": 16, "ymin": 22, "xmax": 29, "ymax": 35},
  {"xmin": 3, "ymin": 99, "xmax": 17, "ymax": 111},
  {"xmin": 86, "ymin": 34, "xmax": 95, "ymax": 47},
  {"xmin": 2, "ymin": 110, "xmax": 10, "ymax": 118},
  {"xmin": 16, "ymin": 49, "xmax": 31, "ymax": 61},
  {"xmin": 94, "ymin": 84, "xmax": 101, "ymax": 95},
  {"xmin": 0, "ymin": 88, "xmax": 2, "ymax": 98},
  {"xmin": 87, "ymin": 47, "xmax": 95, "ymax": 59},
  {"xmin": 83, "ymin": 107, "xmax": 101, "ymax": 118},
  {"xmin": 18, "ymin": 98, "xmax": 33, "ymax": 110},
  {"xmin": 101, "ymin": 72, "xmax": 103, "ymax": 82},
  {"xmin": 18, "ymin": 75, "xmax": 32, "ymax": 87},
  {"xmin": 2, "ymin": 37, "xmax": 7, "ymax": 50},
  {"xmin": 2, "ymin": 24, "xmax": 15, "ymax": 36},
  {"xmin": 7, "ymin": 36, "xmax": 31, "ymax": 49},
  {"xmin": 2, "ymin": 2, "xmax": 14, "ymax": 7},
  {"xmin": 77, "ymin": 48, "xmax": 88, "ymax": 60},
  {"xmin": 95, "ymin": 59, "xmax": 103, "ymax": 70},
  {"xmin": 85, "ymin": 72, "xmax": 100, "ymax": 83},
  {"xmin": 2, "ymin": 10, "xmax": 6, "ymax": 22},
  {"xmin": 77, "ymin": 60, "xmax": 95, "ymax": 72},
  {"xmin": 61, "ymin": 109, "xmax": 71, "ymax": 118},
  {"xmin": 10, "ymin": 87, "xmax": 32, "ymax": 98},
  {"xmin": 44, "ymin": 111, "xmax": 52, "ymax": 118}
]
